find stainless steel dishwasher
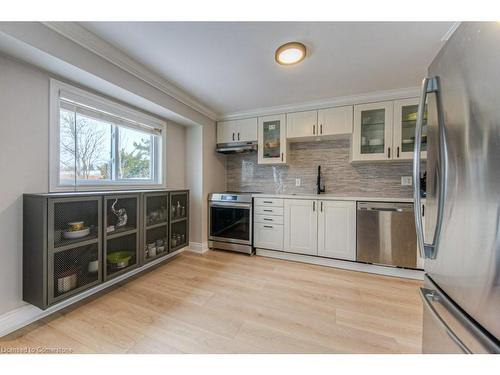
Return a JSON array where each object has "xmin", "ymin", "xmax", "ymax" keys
[{"xmin": 356, "ymin": 202, "xmax": 417, "ymax": 268}]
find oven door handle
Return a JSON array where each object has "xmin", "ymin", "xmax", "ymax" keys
[{"xmin": 209, "ymin": 202, "xmax": 252, "ymax": 209}]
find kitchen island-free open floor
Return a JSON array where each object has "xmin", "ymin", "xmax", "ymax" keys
[{"xmin": 1, "ymin": 250, "xmax": 423, "ymax": 353}]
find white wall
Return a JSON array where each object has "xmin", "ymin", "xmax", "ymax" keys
[
  {"xmin": 165, "ymin": 121, "xmax": 187, "ymax": 188},
  {"xmin": 0, "ymin": 54, "xmax": 49, "ymax": 315},
  {"xmin": 186, "ymin": 126, "xmax": 203, "ymax": 244},
  {"xmin": 0, "ymin": 54, "xmax": 188, "ymax": 315},
  {"xmin": 184, "ymin": 122, "xmax": 226, "ymax": 248},
  {"xmin": 202, "ymin": 122, "xmax": 226, "ymax": 242}
]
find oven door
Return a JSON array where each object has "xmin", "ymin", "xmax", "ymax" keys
[{"xmin": 209, "ymin": 202, "xmax": 252, "ymax": 245}]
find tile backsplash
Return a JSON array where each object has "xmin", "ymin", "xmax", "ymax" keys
[{"xmin": 226, "ymin": 139, "xmax": 415, "ymax": 198}]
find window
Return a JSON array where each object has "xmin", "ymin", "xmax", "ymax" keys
[{"xmin": 50, "ymin": 80, "xmax": 165, "ymax": 191}]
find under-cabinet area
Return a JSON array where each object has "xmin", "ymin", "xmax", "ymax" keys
[{"xmin": 22, "ymin": 189, "xmax": 189, "ymax": 310}]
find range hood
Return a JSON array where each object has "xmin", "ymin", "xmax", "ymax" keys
[{"xmin": 216, "ymin": 141, "xmax": 257, "ymax": 154}]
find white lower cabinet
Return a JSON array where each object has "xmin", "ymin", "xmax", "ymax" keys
[
  {"xmin": 254, "ymin": 198, "xmax": 284, "ymax": 251},
  {"xmin": 254, "ymin": 222, "xmax": 283, "ymax": 251},
  {"xmin": 255, "ymin": 198, "xmax": 356, "ymax": 262},
  {"xmin": 317, "ymin": 201, "xmax": 356, "ymax": 261},
  {"xmin": 284, "ymin": 199, "xmax": 318, "ymax": 256}
]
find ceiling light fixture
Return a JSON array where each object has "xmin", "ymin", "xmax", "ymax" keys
[{"xmin": 275, "ymin": 42, "xmax": 307, "ymax": 65}]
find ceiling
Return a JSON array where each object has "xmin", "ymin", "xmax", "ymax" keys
[{"xmin": 80, "ymin": 22, "xmax": 454, "ymax": 117}]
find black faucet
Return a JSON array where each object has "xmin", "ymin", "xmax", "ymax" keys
[{"xmin": 316, "ymin": 165, "xmax": 326, "ymax": 195}]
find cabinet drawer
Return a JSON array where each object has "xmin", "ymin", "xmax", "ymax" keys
[
  {"xmin": 254, "ymin": 222, "xmax": 283, "ymax": 251},
  {"xmin": 254, "ymin": 206, "xmax": 284, "ymax": 216},
  {"xmin": 254, "ymin": 198, "xmax": 284, "ymax": 207},
  {"xmin": 254, "ymin": 214, "xmax": 284, "ymax": 225}
]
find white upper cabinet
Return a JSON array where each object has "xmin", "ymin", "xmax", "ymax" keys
[
  {"xmin": 237, "ymin": 117, "xmax": 258, "ymax": 142},
  {"xmin": 217, "ymin": 117, "xmax": 257, "ymax": 144},
  {"xmin": 317, "ymin": 106, "xmax": 353, "ymax": 137},
  {"xmin": 393, "ymin": 98, "xmax": 427, "ymax": 160},
  {"xmin": 286, "ymin": 110, "xmax": 318, "ymax": 139},
  {"xmin": 352, "ymin": 101, "xmax": 394, "ymax": 162},
  {"xmin": 217, "ymin": 120, "xmax": 237, "ymax": 144},
  {"xmin": 286, "ymin": 106, "xmax": 353, "ymax": 141},
  {"xmin": 258, "ymin": 114, "xmax": 287, "ymax": 164},
  {"xmin": 352, "ymin": 98, "xmax": 427, "ymax": 162},
  {"xmin": 317, "ymin": 200, "xmax": 356, "ymax": 261},
  {"xmin": 283, "ymin": 199, "xmax": 318, "ymax": 256}
]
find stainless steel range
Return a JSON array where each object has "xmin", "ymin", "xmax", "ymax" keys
[{"xmin": 208, "ymin": 192, "xmax": 255, "ymax": 255}]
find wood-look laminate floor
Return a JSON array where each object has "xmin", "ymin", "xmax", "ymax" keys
[{"xmin": 1, "ymin": 250, "xmax": 423, "ymax": 353}]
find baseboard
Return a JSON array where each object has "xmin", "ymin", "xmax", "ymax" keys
[
  {"xmin": 188, "ymin": 241, "xmax": 209, "ymax": 254},
  {"xmin": 256, "ymin": 249, "xmax": 424, "ymax": 280},
  {"xmin": 0, "ymin": 247, "xmax": 186, "ymax": 338}
]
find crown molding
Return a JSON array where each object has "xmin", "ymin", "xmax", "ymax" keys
[
  {"xmin": 441, "ymin": 22, "xmax": 461, "ymax": 42},
  {"xmin": 43, "ymin": 22, "xmax": 218, "ymax": 121},
  {"xmin": 218, "ymin": 86, "xmax": 421, "ymax": 121}
]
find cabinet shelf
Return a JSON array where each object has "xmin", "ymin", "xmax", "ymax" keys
[
  {"xmin": 105, "ymin": 263, "xmax": 138, "ymax": 280},
  {"xmin": 146, "ymin": 221, "xmax": 168, "ymax": 230},
  {"xmin": 106, "ymin": 226, "xmax": 137, "ymax": 240},
  {"xmin": 361, "ymin": 122, "xmax": 385, "ymax": 127},
  {"xmin": 144, "ymin": 249, "xmax": 169, "ymax": 263},
  {"xmin": 171, "ymin": 217, "xmax": 187, "ymax": 224},
  {"xmin": 52, "ymin": 237, "xmax": 99, "ymax": 254},
  {"xmin": 169, "ymin": 242, "xmax": 188, "ymax": 252},
  {"xmin": 51, "ymin": 277, "xmax": 101, "ymax": 304}
]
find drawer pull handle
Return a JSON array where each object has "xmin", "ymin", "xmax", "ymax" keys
[
  {"xmin": 263, "ymin": 218, "xmax": 273, "ymax": 221},
  {"xmin": 263, "ymin": 201, "xmax": 273, "ymax": 204},
  {"xmin": 263, "ymin": 209, "xmax": 273, "ymax": 212},
  {"xmin": 264, "ymin": 225, "xmax": 273, "ymax": 228}
]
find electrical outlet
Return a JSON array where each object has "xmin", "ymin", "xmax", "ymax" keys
[
  {"xmin": 401, "ymin": 176, "xmax": 413, "ymax": 186},
  {"xmin": 295, "ymin": 178, "xmax": 301, "ymax": 187}
]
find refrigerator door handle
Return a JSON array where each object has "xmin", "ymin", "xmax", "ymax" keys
[
  {"xmin": 413, "ymin": 76, "xmax": 446, "ymax": 259},
  {"xmin": 420, "ymin": 288, "xmax": 471, "ymax": 354}
]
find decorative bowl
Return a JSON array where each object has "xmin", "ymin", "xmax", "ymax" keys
[{"xmin": 63, "ymin": 227, "xmax": 90, "ymax": 239}]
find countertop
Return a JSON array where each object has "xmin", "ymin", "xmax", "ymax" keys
[{"xmin": 252, "ymin": 193, "xmax": 415, "ymax": 203}]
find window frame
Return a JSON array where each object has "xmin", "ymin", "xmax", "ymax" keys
[{"xmin": 49, "ymin": 79, "xmax": 166, "ymax": 192}]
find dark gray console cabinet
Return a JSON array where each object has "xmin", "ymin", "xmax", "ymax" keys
[{"xmin": 23, "ymin": 189, "xmax": 189, "ymax": 310}]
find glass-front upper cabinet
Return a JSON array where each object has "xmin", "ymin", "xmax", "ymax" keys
[
  {"xmin": 352, "ymin": 101, "xmax": 394, "ymax": 161},
  {"xmin": 258, "ymin": 114, "xmax": 287, "ymax": 164},
  {"xmin": 393, "ymin": 98, "xmax": 428, "ymax": 160}
]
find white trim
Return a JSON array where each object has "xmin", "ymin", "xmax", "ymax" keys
[
  {"xmin": 49, "ymin": 78, "xmax": 167, "ymax": 192},
  {"xmin": 0, "ymin": 247, "xmax": 186, "ymax": 338},
  {"xmin": 188, "ymin": 241, "xmax": 209, "ymax": 254},
  {"xmin": 255, "ymin": 249, "xmax": 424, "ymax": 280},
  {"xmin": 219, "ymin": 86, "xmax": 421, "ymax": 121},
  {"xmin": 43, "ymin": 22, "xmax": 217, "ymax": 121}
]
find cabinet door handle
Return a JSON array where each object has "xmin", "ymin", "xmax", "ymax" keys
[
  {"xmin": 313, "ymin": 125, "xmax": 316, "ymax": 135},
  {"xmin": 422, "ymin": 204, "xmax": 425, "ymax": 217},
  {"xmin": 264, "ymin": 225, "xmax": 273, "ymax": 229},
  {"xmin": 238, "ymin": 132, "xmax": 240, "ymax": 141},
  {"xmin": 313, "ymin": 201, "xmax": 316, "ymax": 212},
  {"xmin": 388, "ymin": 147, "xmax": 391, "ymax": 159},
  {"xmin": 397, "ymin": 146, "xmax": 400, "ymax": 158},
  {"xmin": 320, "ymin": 124, "xmax": 323, "ymax": 135},
  {"xmin": 281, "ymin": 153, "xmax": 284, "ymax": 162},
  {"xmin": 320, "ymin": 201, "xmax": 323, "ymax": 212},
  {"xmin": 232, "ymin": 133, "xmax": 235, "ymax": 141}
]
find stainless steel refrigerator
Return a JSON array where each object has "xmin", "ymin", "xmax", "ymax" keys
[{"xmin": 413, "ymin": 22, "xmax": 500, "ymax": 353}]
